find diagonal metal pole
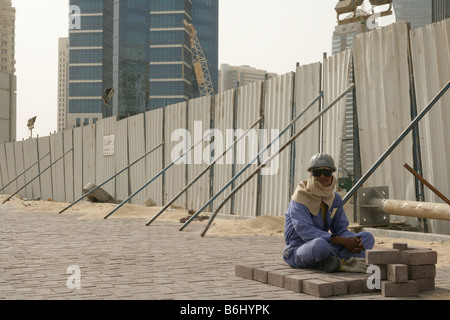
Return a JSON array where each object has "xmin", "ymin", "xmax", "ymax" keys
[
  {"xmin": 342, "ymin": 80, "xmax": 450, "ymax": 206},
  {"xmin": 403, "ymin": 163, "xmax": 450, "ymax": 206},
  {"xmin": 103, "ymin": 132, "xmax": 207, "ymax": 219},
  {"xmin": 0, "ymin": 151, "xmax": 50, "ymax": 193},
  {"xmin": 179, "ymin": 90, "xmax": 326, "ymax": 232},
  {"xmin": 59, "ymin": 142, "xmax": 164, "ymax": 214},
  {"xmin": 145, "ymin": 117, "xmax": 263, "ymax": 226},
  {"xmin": 200, "ymin": 84, "xmax": 355, "ymax": 237},
  {"xmin": 2, "ymin": 148, "xmax": 74, "ymax": 204}
]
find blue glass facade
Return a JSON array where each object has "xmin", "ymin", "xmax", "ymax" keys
[
  {"xmin": 191, "ymin": 0, "xmax": 219, "ymax": 100},
  {"xmin": 112, "ymin": 0, "xmax": 151, "ymax": 119},
  {"xmin": 68, "ymin": 0, "xmax": 219, "ymax": 125},
  {"xmin": 148, "ymin": 0, "xmax": 193, "ymax": 110},
  {"xmin": 68, "ymin": 0, "xmax": 112, "ymax": 127},
  {"xmin": 394, "ymin": 0, "xmax": 449, "ymax": 29}
]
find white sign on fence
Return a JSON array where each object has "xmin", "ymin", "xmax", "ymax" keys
[{"xmin": 103, "ymin": 134, "xmax": 115, "ymax": 156}]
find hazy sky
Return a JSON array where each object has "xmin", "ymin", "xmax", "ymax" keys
[{"xmin": 11, "ymin": 0, "xmax": 394, "ymax": 141}]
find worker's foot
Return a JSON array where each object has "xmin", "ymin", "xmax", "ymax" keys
[{"xmin": 318, "ymin": 256, "xmax": 340, "ymax": 273}]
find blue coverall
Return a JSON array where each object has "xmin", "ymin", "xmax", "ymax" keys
[{"xmin": 283, "ymin": 192, "xmax": 375, "ymax": 269}]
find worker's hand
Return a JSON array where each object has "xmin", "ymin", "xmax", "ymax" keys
[
  {"xmin": 345, "ymin": 237, "xmax": 365, "ymax": 254},
  {"xmin": 331, "ymin": 236, "xmax": 365, "ymax": 253}
]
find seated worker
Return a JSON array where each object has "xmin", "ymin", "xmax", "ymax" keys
[{"xmin": 283, "ymin": 153, "xmax": 374, "ymax": 272}]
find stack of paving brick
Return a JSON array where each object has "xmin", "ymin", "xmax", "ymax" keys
[
  {"xmin": 235, "ymin": 262, "xmax": 375, "ymax": 298},
  {"xmin": 366, "ymin": 242, "xmax": 437, "ymax": 297}
]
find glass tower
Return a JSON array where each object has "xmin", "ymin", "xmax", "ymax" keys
[
  {"xmin": 68, "ymin": 0, "xmax": 219, "ymax": 126},
  {"xmin": 191, "ymin": 0, "xmax": 219, "ymax": 100},
  {"xmin": 148, "ymin": 0, "xmax": 193, "ymax": 110},
  {"xmin": 112, "ymin": 1, "xmax": 151, "ymax": 119},
  {"xmin": 394, "ymin": 0, "xmax": 450, "ymax": 29},
  {"xmin": 148, "ymin": 0, "xmax": 218, "ymax": 110},
  {"xmin": 68, "ymin": 0, "xmax": 110, "ymax": 128}
]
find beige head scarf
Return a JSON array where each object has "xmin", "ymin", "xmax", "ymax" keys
[{"xmin": 291, "ymin": 173, "xmax": 337, "ymax": 216}]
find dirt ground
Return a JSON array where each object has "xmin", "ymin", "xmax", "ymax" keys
[{"xmin": 2, "ymin": 195, "xmax": 449, "ymax": 268}]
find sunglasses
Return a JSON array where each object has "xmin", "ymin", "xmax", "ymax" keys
[{"xmin": 312, "ymin": 169, "xmax": 333, "ymax": 178}]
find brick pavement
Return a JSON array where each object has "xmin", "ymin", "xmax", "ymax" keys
[{"xmin": 1, "ymin": 204, "xmax": 450, "ymax": 301}]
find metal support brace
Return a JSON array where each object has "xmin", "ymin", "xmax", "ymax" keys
[
  {"xmin": 2, "ymin": 148, "xmax": 74, "ymax": 204},
  {"xmin": 178, "ymin": 90, "xmax": 327, "ymax": 232},
  {"xmin": 103, "ymin": 132, "xmax": 208, "ymax": 219},
  {"xmin": 196, "ymin": 84, "xmax": 355, "ymax": 237},
  {"xmin": 357, "ymin": 186, "xmax": 390, "ymax": 226},
  {"xmin": 59, "ymin": 142, "xmax": 164, "ymax": 214},
  {"xmin": 342, "ymin": 80, "xmax": 450, "ymax": 206},
  {"xmin": 145, "ymin": 117, "xmax": 263, "ymax": 226},
  {"xmin": 0, "ymin": 151, "xmax": 50, "ymax": 193}
]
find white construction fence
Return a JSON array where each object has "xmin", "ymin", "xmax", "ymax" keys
[{"xmin": 0, "ymin": 20, "xmax": 449, "ymax": 234}]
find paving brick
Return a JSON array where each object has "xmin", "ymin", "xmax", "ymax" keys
[
  {"xmin": 253, "ymin": 265, "xmax": 292, "ymax": 283},
  {"xmin": 415, "ymin": 277, "xmax": 435, "ymax": 291},
  {"xmin": 345, "ymin": 277, "xmax": 364, "ymax": 294},
  {"xmin": 235, "ymin": 265, "xmax": 254, "ymax": 280},
  {"xmin": 267, "ymin": 270, "xmax": 300, "ymax": 288},
  {"xmin": 303, "ymin": 279, "xmax": 334, "ymax": 298},
  {"xmin": 407, "ymin": 246, "xmax": 432, "ymax": 251},
  {"xmin": 322, "ymin": 277, "xmax": 348, "ymax": 296},
  {"xmin": 401, "ymin": 250, "xmax": 437, "ymax": 266},
  {"xmin": 392, "ymin": 242, "xmax": 408, "ymax": 251},
  {"xmin": 381, "ymin": 280, "xmax": 419, "ymax": 297},
  {"xmin": 408, "ymin": 264, "xmax": 436, "ymax": 280},
  {"xmin": 376, "ymin": 264, "xmax": 387, "ymax": 280},
  {"xmin": 284, "ymin": 273, "xmax": 319, "ymax": 293},
  {"xmin": 366, "ymin": 249, "xmax": 402, "ymax": 265},
  {"xmin": 387, "ymin": 264, "xmax": 408, "ymax": 283}
]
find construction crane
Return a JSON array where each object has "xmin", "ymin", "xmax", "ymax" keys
[
  {"xmin": 183, "ymin": 19, "xmax": 215, "ymax": 97},
  {"xmin": 335, "ymin": 0, "xmax": 393, "ymax": 25}
]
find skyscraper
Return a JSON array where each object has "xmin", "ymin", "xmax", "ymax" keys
[
  {"xmin": 148, "ymin": 0, "xmax": 218, "ymax": 110},
  {"xmin": 57, "ymin": 38, "xmax": 69, "ymax": 132},
  {"xmin": 394, "ymin": 0, "xmax": 449, "ymax": 29},
  {"xmin": 331, "ymin": 12, "xmax": 371, "ymax": 177},
  {"xmin": 0, "ymin": 0, "xmax": 15, "ymax": 74},
  {"xmin": 191, "ymin": 0, "xmax": 218, "ymax": 100},
  {"xmin": 218, "ymin": 64, "xmax": 277, "ymax": 93},
  {"xmin": 0, "ymin": 0, "xmax": 16, "ymax": 143},
  {"xmin": 67, "ymin": 0, "xmax": 111, "ymax": 129},
  {"xmin": 148, "ymin": 0, "xmax": 193, "ymax": 110},
  {"xmin": 67, "ymin": 0, "xmax": 219, "ymax": 128}
]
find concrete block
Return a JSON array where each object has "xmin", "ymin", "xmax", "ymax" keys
[
  {"xmin": 392, "ymin": 242, "xmax": 408, "ymax": 250},
  {"xmin": 284, "ymin": 274, "xmax": 318, "ymax": 293},
  {"xmin": 387, "ymin": 264, "xmax": 408, "ymax": 283},
  {"xmin": 322, "ymin": 277, "xmax": 348, "ymax": 296},
  {"xmin": 345, "ymin": 277, "xmax": 364, "ymax": 294},
  {"xmin": 401, "ymin": 250, "xmax": 437, "ymax": 266},
  {"xmin": 416, "ymin": 277, "xmax": 435, "ymax": 291},
  {"xmin": 407, "ymin": 246, "xmax": 432, "ymax": 251},
  {"xmin": 408, "ymin": 264, "xmax": 436, "ymax": 279},
  {"xmin": 381, "ymin": 280, "xmax": 419, "ymax": 297},
  {"xmin": 235, "ymin": 265, "xmax": 253, "ymax": 280},
  {"xmin": 366, "ymin": 249, "xmax": 402, "ymax": 264},
  {"xmin": 253, "ymin": 265, "xmax": 293, "ymax": 283},
  {"xmin": 267, "ymin": 270, "xmax": 300, "ymax": 288},
  {"xmin": 303, "ymin": 279, "xmax": 334, "ymax": 298},
  {"xmin": 342, "ymin": 273, "xmax": 378, "ymax": 293},
  {"xmin": 377, "ymin": 264, "xmax": 387, "ymax": 280}
]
